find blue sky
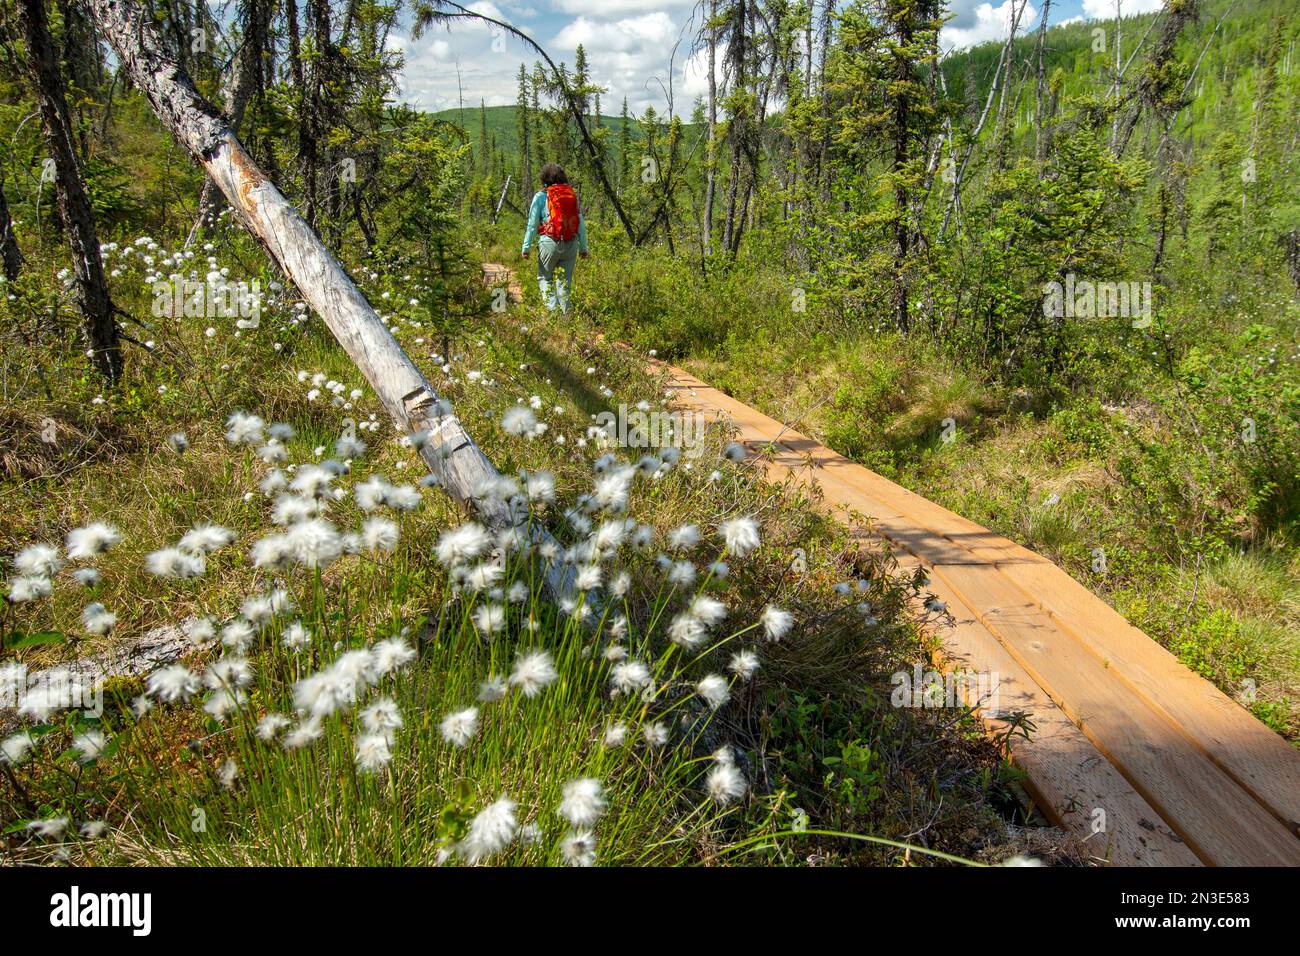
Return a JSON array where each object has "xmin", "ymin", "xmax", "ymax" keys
[{"xmin": 392, "ymin": 0, "xmax": 1162, "ymax": 116}]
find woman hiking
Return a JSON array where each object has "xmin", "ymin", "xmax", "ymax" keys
[{"xmin": 521, "ymin": 163, "xmax": 589, "ymax": 314}]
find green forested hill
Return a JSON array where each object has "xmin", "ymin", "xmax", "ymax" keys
[{"xmin": 430, "ymin": 104, "xmax": 632, "ymax": 157}]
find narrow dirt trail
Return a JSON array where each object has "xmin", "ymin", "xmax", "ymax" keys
[{"xmin": 482, "ymin": 263, "xmax": 1300, "ymax": 866}]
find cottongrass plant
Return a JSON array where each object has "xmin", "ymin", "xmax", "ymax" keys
[{"xmin": 0, "ymin": 400, "xmax": 810, "ymax": 867}]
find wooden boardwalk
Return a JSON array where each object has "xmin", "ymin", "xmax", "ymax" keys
[
  {"xmin": 481, "ymin": 263, "xmax": 1300, "ymax": 866},
  {"xmin": 657, "ymin": 361, "xmax": 1300, "ymax": 866}
]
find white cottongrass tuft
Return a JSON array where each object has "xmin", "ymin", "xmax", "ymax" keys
[
  {"xmin": 354, "ymin": 474, "xmax": 392, "ymax": 511},
  {"xmin": 1, "ymin": 732, "xmax": 36, "ymax": 765},
  {"xmin": 183, "ymin": 616, "xmax": 217, "ymax": 646},
  {"xmin": 15, "ymin": 543, "xmax": 63, "ymax": 577},
  {"xmin": 336, "ymin": 434, "xmax": 367, "ymax": 459},
  {"xmin": 354, "ymin": 733, "xmax": 392, "ymax": 772},
  {"xmin": 66, "ymin": 522, "xmax": 121, "ymax": 559},
  {"xmin": 292, "ymin": 649, "xmax": 379, "ymax": 719},
  {"xmin": 385, "ymin": 485, "xmax": 422, "ymax": 511},
  {"xmin": 458, "ymin": 796, "xmax": 518, "ymax": 864},
  {"xmin": 146, "ymin": 665, "xmax": 200, "ymax": 703},
  {"xmin": 145, "ymin": 547, "xmax": 205, "ymax": 579},
  {"xmin": 281, "ymin": 621, "xmax": 311, "ymax": 650},
  {"xmin": 361, "ymin": 516, "xmax": 400, "ymax": 553},
  {"xmin": 256, "ymin": 713, "xmax": 291, "ymax": 741},
  {"xmin": 72, "ymin": 567, "xmax": 100, "ymax": 588},
  {"xmin": 667, "ymin": 613, "xmax": 707, "ymax": 650},
  {"xmin": 668, "ymin": 524, "xmax": 700, "ymax": 550},
  {"xmin": 27, "ymin": 817, "xmax": 70, "ymax": 839},
  {"xmin": 603, "ymin": 722, "xmax": 628, "ymax": 748},
  {"xmin": 6, "ymin": 575, "xmax": 52, "ymax": 603},
  {"xmin": 284, "ymin": 518, "xmax": 344, "ymax": 568},
  {"xmin": 592, "ymin": 520, "xmax": 626, "ymax": 553},
  {"xmin": 283, "ymin": 716, "xmax": 325, "ymax": 750},
  {"xmin": 224, "ymin": 411, "xmax": 265, "ymax": 445},
  {"xmin": 729, "ymin": 650, "xmax": 761, "ymax": 680},
  {"xmin": 81, "ymin": 602, "xmax": 116, "ymax": 636},
  {"xmin": 436, "ymin": 522, "xmax": 491, "ymax": 567},
  {"xmin": 259, "ymin": 469, "xmax": 287, "ymax": 496},
  {"xmin": 80, "ymin": 820, "xmax": 108, "ymax": 839},
  {"xmin": 220, "ymin": 618, "xmax": 255, "ymax": 652},
  {"xmin": 642, "ymin": 721, "xmax": 670, "ymax": 748},
  {"xmin": 461, "ymin": 557, "xmax": 504, "ymax": 593},
  {"xmin": 718, "ymin": 516, "xmax": 761, "ymax": 557},
  {"xmin": 706, "ymin": 760, "xmax": 748, "ymax": 805},
  {"xmin": 250, "ymin": 533, "xmax": 291, "ymax": 569},
  {"xmin": 72, "ymin": 730, "xmax": 107, "ymax": 762},
  {"xmin": 236, "ymin": 596, "xmax": 272, "ymax": 633},
  {"xmin": 369, "ymin": 637, "xmax": 417, "ymax": 677},
  {"xmin": 525, "ymin": 470, "xmax": 555, "ymax": 504},
  {"xmin": 439, "ymin": 707, "xmax": 479, "ymax": 747},
  {"xmin": 508, "ymin": 650, "xmax": 557, "ymax": 697},
  {"xmin": 478, "ymin": 675, "xmax": 508, "ymax": 702},
  {"xmin": 179, "ymin": 524, "xmax": 235, "ymax": 554},
  {"xmin": 688, "ymin": 594, "xmax": 728, "ymax": 627},
  {"xmin": 609, "ymin": 660, "xmax": 651, "ymax": 695},
  {"xmin": 667, "ymin": 560, "xmax": 696, "ymax": 587},
  {"xmin": 574, "ymin": 564, "xmax": 602, "ymax": 592},
  {"xmin": 560, "ymin": 829, "xmax": 597, "ymax": 867},
  {"xmin": 591, "ymin": 468, "xmax": 633, "ymax": 513},
  {"xmin": 204, "ymin": 656, "xmax": 254, "ymax": 692},
  {"xmin": 271, "ymin": 494, "xmax": 321, "ymax": 525},
  {"xmin": 696, "ymin": 674, "xmax": 731, "ymax": 709},
  {"xmin": 502, "ymin": 405, "xmax": 543, "ymax": 438},
  {"xmin": 218, "ymin": 759, "xmax": 240, "ymax": 790},
  {"xmin": 473, "ymin": 603, "xmax": 506, "ymax": 637},
  {"xmin": 761, "ymin": 605, "xmax": 794, "ymax": 641},
  {"xmin": 558, "ymin": 778, "xmax": 606, "ymax": 827}
]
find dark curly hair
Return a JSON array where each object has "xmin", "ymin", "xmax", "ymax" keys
[{"xmin": 540, "ymin": 163, "xmax": 569, "ymax": 187}]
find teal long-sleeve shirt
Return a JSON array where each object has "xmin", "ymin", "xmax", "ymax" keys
[{"xmin": 521, "ymin": 189, "xmax": 589, "ymax": 254}]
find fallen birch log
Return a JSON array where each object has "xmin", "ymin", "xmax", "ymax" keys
[
  {"xmin": 80, "ymin": 0, "xmax": 573, "ymax": 597},
  {"xmin": 0, "ymin": 625, "xmax": 190, "ymax": 735}
]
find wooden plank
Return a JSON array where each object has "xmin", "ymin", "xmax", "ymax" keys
[
  {"xmin": 888, "ymin": 552, "xmax": 1200, "ymax": 866},
  {"xmin": 996, "ymin": 561, "xmax": 1300, "ymax": 836},
  {"xmin": 693, "ymin": 380, "xmax": 1200, "ymax": 863},
  {"xmin": 795, "ymin": 463, "xmax": 1294, "ymax": 868},
  {"xmin": 752, "ymin": 385, "xmax": 1300, "ymax": 833},
  {"xmin": 660, "ymin": 366, "xmax": 1036, "ymax": 564},
  {"xmin": 931, "ymin": 562, "xmax": 1300, "ymax": 866}
]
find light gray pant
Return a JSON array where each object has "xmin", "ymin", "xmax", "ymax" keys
[{"xmin": 536, "ymin": 236, "xmax": 580, "ymax": 313}]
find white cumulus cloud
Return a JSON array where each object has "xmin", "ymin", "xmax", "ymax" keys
[
  {"xmin": 1082, "ymin": 0, "xmax": 1164, "ymax": 18},
  {"xmin": 941, "ymin": 1, "xmax": 1040, "ymax": 53}
]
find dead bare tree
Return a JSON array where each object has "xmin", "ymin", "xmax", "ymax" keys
[
  {"xmin": 19, "ymin": 0, "xmax": 122, "ymax": 382},
  {"xmin": 702, "ymin": 0, "xmax": 718, "ymax": 255},
  {"xmin": 0, "ymin": 176, "xmax": 23, "ymax": 281},
  {"xmin": 79, "ymin": 0, "xmax": 574, "ymax": 594},
  {"xmin": 939, "ymin": 0, "xmax": 1025, "ymax": 238},
  {"xmin": 1033, "ymin": 0, "xmax": 1052, "ymax": 163}
]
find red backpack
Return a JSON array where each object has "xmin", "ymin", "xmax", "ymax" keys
[{"xmin": 539, "ymin": 184, "xmax": 581, "ymax": 242}]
